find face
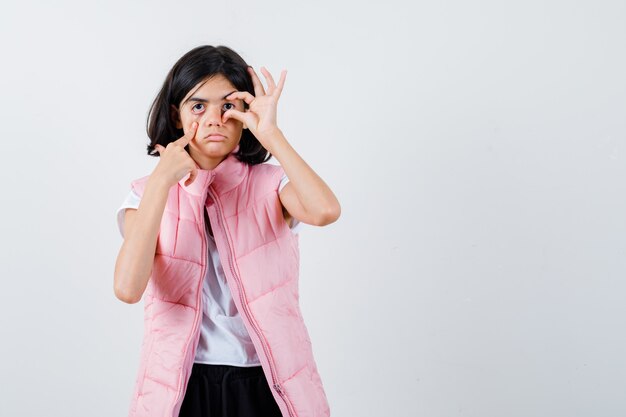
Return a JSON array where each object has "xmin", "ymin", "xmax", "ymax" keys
[{"xmin": 171, "ymin": 74, "xmax": 246, "ymax": 169}]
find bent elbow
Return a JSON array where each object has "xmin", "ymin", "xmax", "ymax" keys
[
  {"xmin": 315, "ymin": 204, "xmax": 341, "ymax": 226},
  {"xmin": 114, "ymin": 280, "xmax": 141, "ymax": 304}
]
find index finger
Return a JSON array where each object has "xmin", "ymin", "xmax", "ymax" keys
[
  {"xmin": 175, "ymin": 122, "xmax": 198, "ymax": 147},
  {"xmin": 248, "ymin": 66, "xmax": 267, "ymax": 96}
]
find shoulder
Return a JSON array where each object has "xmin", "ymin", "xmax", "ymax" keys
[
  {"xmin": 249, "ymin": 162, "xmax": 284, "ymax": 177},
  {"xmin": 248, "ymin": 163, "xmax": 285, "ymax": 190}
]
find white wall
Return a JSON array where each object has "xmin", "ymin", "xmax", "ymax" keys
[{"xmin": 0, "ymin": 0, "xmax": 624, "ymax": 416}]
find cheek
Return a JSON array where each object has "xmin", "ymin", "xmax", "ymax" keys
[
  {"xmin": 182, "ymin": 112, "xmax": 202, "ymax": 128},
  {"xmin": 179, "ymin": 114, "xmax": 197, "ymax": 135},
  {"xmin": 183, "ymin": 111, "xmax": 200, "ymax": 121}
]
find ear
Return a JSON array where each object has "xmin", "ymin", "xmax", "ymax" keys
[{"xmin": 170, "ymin": 104, "xmax": 182, "ymax": 129}]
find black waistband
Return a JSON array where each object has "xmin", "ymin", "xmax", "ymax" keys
[{"xmin": 190, "ymin": 362, "xmax": 265, "ymax": 383}]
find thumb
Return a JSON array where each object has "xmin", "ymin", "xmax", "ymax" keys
[
  {"xmin": 185, "ymin": 165, "xmax": 198, "ymax": 186},
  {"xmin": 223, "ymin": 109, "xmax": 248, "ymax": 125}
]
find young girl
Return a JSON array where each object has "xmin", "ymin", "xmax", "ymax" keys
[{"xmin": 114, "ymin": 45, "xmax": 339, "ymax": 417}]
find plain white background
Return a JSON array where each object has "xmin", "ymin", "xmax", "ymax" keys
[{"xmin": 0, "ymin": 0, "xmax": 625, "ymax": 416}]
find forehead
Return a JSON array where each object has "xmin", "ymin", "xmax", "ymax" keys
[{"xmin": 181, "ymin": 74, "xmax": 236, "ymax": 104}]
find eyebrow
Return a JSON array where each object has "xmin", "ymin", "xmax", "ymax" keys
[{"xmin": 185, "ymin": 90, "xmax": 238, "ymax": 105}]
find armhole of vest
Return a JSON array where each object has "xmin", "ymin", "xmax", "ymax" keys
[
  {"xmin": 273, "ymin": 165, "xmax": 301, "ymax": 235},
  {"xmin": 275, "ymin": 164, "xmax": 286, "ymax": 192},
  {"xmin": 130, "ymin": 175, "xmax": 150, "ymax": 198}
]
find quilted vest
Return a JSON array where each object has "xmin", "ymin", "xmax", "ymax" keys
[{"xmin": 125, "ymin": 152, "xmax": 330, "ymax": 417}]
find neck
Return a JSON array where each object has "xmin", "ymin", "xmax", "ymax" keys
[{"xmin": 189, "ymin": 151, "xmax": 229, "ymax": 171}]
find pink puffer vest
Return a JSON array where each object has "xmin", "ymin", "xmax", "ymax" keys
[{"xmin": 125, "ymin": 152, "xmax": 330, "ymax": 417}]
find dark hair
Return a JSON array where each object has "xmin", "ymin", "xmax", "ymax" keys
[{"xmin": 145, "ymin": 45, "xmax": 271, "ymax": 165}]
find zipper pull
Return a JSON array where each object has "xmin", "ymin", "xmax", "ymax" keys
[{"xmin": 273, "ymin": 383, "xmax": 283, "ymax": 394}]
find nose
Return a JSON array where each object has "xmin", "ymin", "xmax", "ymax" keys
[{"xmin": 201, "ymin": 105, "xmax": 224, "ymax": 127}]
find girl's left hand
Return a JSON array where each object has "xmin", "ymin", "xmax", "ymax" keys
[{"xmin": 222, "ymin": 66, "xmax": 287, "ymax": 146}]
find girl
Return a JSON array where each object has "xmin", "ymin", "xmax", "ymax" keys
[{"xmin": 113, "ymin": 45, "xmax": 340, "ymax": 417}]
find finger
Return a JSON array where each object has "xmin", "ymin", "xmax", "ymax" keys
[
  {"xmin": 247, "ymin": 66, "xmax": 266, "ymax": 96},
  {"xmin": 275, "ymin": 69, "xmax": 287, "ymax": 97},
  {"xmin": 225, "ymin": 91, "xmax": 255, "ymax": 105},
  {"xmin": 185, "ymin": 165, "xmax": 198, "ymax": 186},
  {"xmin": 223, "ymin": 108, "xmax": 250, "ymax": 125},
  {"xmin": 260, "ymin": 67, "xmax": 276, "ymax": 93},
  {"xmin": 176, "ymin": 122, "xmax": 198, "ymax": 147}
]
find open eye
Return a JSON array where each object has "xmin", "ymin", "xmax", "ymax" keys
[{"xmin": 191, "ymin": 102, "xmax": 235, "ymax": 113}]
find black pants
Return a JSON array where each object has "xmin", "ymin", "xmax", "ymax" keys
[{"xmin": 178, "ymin": 363, "xmax": 282, "ymax": 417}]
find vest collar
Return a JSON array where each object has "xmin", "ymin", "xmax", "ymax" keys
[{"xmin": 178, "ymin": 152, "xmax": 248, "ymax": 197}]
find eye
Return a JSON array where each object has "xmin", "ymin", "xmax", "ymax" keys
[
  {"xmin": 223, "ymin": 103, "xmax": 235, "ymax": 111},
  {"xmin": 191, "ymin": 103, "xmax": 204, "ymax": 113}
]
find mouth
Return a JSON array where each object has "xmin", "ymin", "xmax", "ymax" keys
[{"xmin": 204, "ymin": 134, "xmax": 226, "ymax": 142}]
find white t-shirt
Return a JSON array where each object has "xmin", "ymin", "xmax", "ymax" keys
[{"xmin": 116, "ymin": 173, "xmax": 301, "ymax": 366}]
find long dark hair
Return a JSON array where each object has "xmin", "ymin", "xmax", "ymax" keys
[{"xmin": 146, "ymin": 45, "xmax": 271, "ymax": 165}]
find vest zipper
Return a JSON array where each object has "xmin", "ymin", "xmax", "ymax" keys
[{"xmin": 207, "ymin": 187, "xmax": 297, "ymax": 417}]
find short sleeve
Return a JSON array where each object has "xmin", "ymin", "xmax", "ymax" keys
[
  {"xmin": 116, "ymin": 189, "xmax": 141, "ymax": 238},
  {"xmin": 278, "ymin": 173, "xmax": 302, "ymax": 235}
]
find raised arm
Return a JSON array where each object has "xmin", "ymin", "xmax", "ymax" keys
[
  {"xmin": 114, "ymin": 123, "xmax": 199, "ymax": 304},
  {"xmin": 113, "ymin": 175, "xmax": 171, "ymax": 304},
  {"xmin": 222, "ymin": 66, "xmax": 341, "ymax": 226}
]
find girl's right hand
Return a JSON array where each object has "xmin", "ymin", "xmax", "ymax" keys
[{"xmin": 153, "ymin": 122, "xmax": 199, "ymax": 188}]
